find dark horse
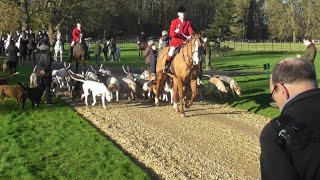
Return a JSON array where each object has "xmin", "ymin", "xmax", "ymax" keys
[
  {"xmin": 153, "ymin": 34, "xmax": 202, "ymax": 117},
  {"xmin": 71, "ymin": 41, "xmax": 86, "ymax": 73},
  {"xmin": 138, "ymin": 41, "xmax": 148, "ymax": 59},
  {"xmin": 136, "ymin": 33, "xmax": 148, "ymax": 59}
]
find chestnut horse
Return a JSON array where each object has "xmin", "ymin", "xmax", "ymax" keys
[
  {"xmin": 72, "ymin": 37, "xmax": 86, "ymax": 73},
  {"xmin": 153, "ymin": 34, "xmax": 202, "ymax": 117}
]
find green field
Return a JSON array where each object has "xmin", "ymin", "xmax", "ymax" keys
[
  {"xmin": 1, "ymin": 43, "xmax": 319, "ymax": 177},
  {"xmin": 0, "ymin": 54, "xmax": 150, "ymax": 178},
  {"xmin": 221, "ymin": 41, "xmax": 320, "ymax": 52}
]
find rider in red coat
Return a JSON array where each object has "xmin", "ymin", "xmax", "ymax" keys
[
  {"xmin": 164, "ymin": 6, "xmax": 194, "ymax": 72},
  {"xmin": 69, "ymin": 23, "xmax": 82, "ymax": 59}
]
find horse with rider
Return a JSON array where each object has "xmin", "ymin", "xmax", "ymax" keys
[
  {"xmin": 137, "ymin": 31, "xmax": 148, "ymax": 59},
  {"xmin": 153, "ymin": 6, "xmax": 202, "ymax": 117},
  {"xmin": 69, "ymin": 23, "xmax": 87, "ymax": 73}
]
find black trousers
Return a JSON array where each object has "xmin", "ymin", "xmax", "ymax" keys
[
  {"xmin": 38, "ymin": 74, "xmax": 52, "ymax": 104},
  {"xmin": 8, "ymin": 61, "xmax": 17, "ymax": 75}
]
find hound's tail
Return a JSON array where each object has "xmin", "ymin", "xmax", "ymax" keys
[
  {"xmin": 16, "ymin": 82, "xmax": 29, "ymax": 91},
  {"xmin": 32, "ymin": 65, "xmax": 37, "ymax": 73},
  {"xmin": 67, "ymin": 70, "xmax": 86, "ymax": 83},
  {"xmin": 5, "ymin": 72, "xmax": 20, "ymax": 79}
]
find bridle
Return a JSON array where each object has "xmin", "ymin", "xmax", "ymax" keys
[{"xmin": 181, "ymin": 35, "xmax": 200, "ymax": 69}]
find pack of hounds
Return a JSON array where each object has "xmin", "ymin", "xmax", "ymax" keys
[{"xmin": 0, "ymin": 62, "xmax": 241, "ymax": 109}]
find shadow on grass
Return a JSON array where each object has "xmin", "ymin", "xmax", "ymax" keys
[
  {"xmin": 70, "ymin": 104, "xmax": 159, "ymax": 180},
  {"xmin": 237, "ymin": 77, "xmax": 269, "ymax": 83},
  {"xmin": 227, "ymin": 92, "xmax": 273, "ymax": 114}
]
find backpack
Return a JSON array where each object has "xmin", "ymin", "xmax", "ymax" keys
[{"xmin": 271, "ymin": 115, "xmax": 320, "ymax": 178}]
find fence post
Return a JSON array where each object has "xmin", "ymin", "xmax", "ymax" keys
[
  {"xmin": 241, "ymin": 40, "xmax": 242, "ymax": 51},
  {"xmin": 272, "ymin": 40, "xmax": 273, "ymax": 52},
  {"xmin": 281, "ymin": 40, "xmax": 282, "ymax": 52},
  {"xmin": 248, "ymin": 40, "xmax": 249, "ymax": 51},
  {"xmin": 290, "ymin": 42, "xmax": 291, "ymax": 52}
]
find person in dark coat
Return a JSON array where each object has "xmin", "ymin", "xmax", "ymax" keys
[
  {"xmin": 297, "ymin": 35, "xmax": 317, "ymax": 67},
  {"xmin": 19, "ymin": 31, "xmax": 29, "ymax": 64},
  {"xmin": 149, "ymin": 44, "xmax": 158, "ymax": 74},
  {"xmin": 102, "ymin": 40, "xmax": 109, "ymax": 61},
  {"xmin": 144, "ymin": 40, "xmax": 153, "ymax": 70},
  {"xmin": 260, "ymin": 57, "xmax": 320, "ymax": 180},
  {"xmin": 94, "ymin": 40, "xmax": 102, "ymax": 64},
  {"xmin": 203, "ymin": 37, "xmax": 211, "ymax": 71},
  {"xmin": 109, "ymin": 38, "xmax": 116, "ymax": 61},
  {"xmin": 6, "ymin": 40, "xmax": 19, "ymax": 75},
  {"xmin": 33, "ymin": 37, "xmax": 53, "ymax": 105}
]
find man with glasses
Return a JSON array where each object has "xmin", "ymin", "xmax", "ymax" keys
[{"xmin": 260, "ymin": 57, "xmax": 320, "ymax": 180}]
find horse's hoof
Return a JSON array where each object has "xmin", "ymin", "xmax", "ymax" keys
[
  {"xmin": 185, "ymin": 103, "xmax": 190, "ymax": 108},
  {"xmin": 180, "ymin": 113, "xmax": 185, "ymax": 118}
]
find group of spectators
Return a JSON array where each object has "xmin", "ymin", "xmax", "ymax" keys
[{"xmin": 92, "ymin": 37, "xmax": 117, "ymax": 65}]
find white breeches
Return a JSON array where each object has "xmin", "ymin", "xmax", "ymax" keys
[{"xmin": 168, "ymin": 46, "xmax": 176, "ymax": 57}]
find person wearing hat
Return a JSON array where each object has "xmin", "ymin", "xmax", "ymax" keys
[
  {"xmin": 164, "ymin": 6, "xmax": 194, "ymax": 72},
  {"xmin": 69, "ymin": 23, "xmax": 82, "ymax": 60},
  {"xmin": 159, "ymin": 30, "xmax": 169, "ymax": 50}
]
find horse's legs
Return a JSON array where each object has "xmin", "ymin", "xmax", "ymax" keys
[
  {"xmin": 154, "ymin": 71, "xmax": 163, "ymax": 105},
  {"xmin": 186, "ymin": 79, "xmax": 197, "ymax": 108},
  {"xmin": 172, "ymin": 79, "xmax": 179, "ymax": 112},
  {"xmin": 59, "ymin": 50, "xmax": 63, "ymax": 62},
  {"xmin": 154, "ymin": 72, "xmax": 167, "ymax": 105},
  {"xmin": 176, "ymin": 79, "xmax": 185, "ymax": 117},
  {"xmin": 82, "ymin": 56, "xmax": 85, "ymax": 70},
  {"xmin": 75, "ymin": 57, "xmax": 79, "ymax": 74}
]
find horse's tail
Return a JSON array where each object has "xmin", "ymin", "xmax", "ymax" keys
[{"xmin": 166, "ymin": 73, "xmax": 177, "ymax": 80}]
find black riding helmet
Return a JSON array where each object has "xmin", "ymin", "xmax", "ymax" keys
[{"xmin": 178, "ymin": 7, "xmax": 186, "ymax": 13}]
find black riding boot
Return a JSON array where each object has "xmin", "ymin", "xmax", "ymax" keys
[{"xmin": 69, "ymin": 46, "xmax": 73, "ymax": 62}]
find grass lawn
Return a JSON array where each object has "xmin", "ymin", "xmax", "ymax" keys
[
  {"xmin": 0, "ymin": 56, "xmax": 150, "ymax": 178},
  {"xmin": 205, "ymin": 50, "xmax": 320, "ymax": 119}
]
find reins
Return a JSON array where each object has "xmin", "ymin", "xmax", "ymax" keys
[{"xmin": 181, "ymin": 37, "xmax": 198, "ymax": 70}]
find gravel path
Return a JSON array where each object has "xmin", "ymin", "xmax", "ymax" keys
[{"xmin": 70, "ymin": 99, "xmax": 270, "ymax": 179}]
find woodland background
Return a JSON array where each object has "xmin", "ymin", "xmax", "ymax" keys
[{"xmin": 1, "ymin": 0, "xmax": 320, "ymax": 42}]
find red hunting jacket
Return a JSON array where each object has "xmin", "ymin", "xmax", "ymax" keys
[
  {"xmin": 72, "ymin": 27, "xmax": 81, "ymax": 42},
  {"xmin": 169, "ymin": 17, "xmax": 194, "ymax": 48}
]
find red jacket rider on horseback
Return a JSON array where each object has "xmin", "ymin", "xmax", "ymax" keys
[
  {"xmin": 69, "ymin": 23, "xmax": 81, "ymax": 59},
  {"xmin": 164, "ymin": 6, "xmax": 194, "ymax": 72}
]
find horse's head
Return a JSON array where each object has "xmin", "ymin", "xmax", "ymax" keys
[{"xmin": 187, "ymin": 34, "xmax": 202, "ymax": 65}]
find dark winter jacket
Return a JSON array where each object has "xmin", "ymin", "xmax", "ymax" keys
[
  {"xmin": 260, "ymin": 88, "xmax": 320, "ymax": 180},
  {"xmin": 303, "ymin": 43, "xmax": 317, "ymax": 64}
]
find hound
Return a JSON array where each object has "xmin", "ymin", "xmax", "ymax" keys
[
  {"xmin": 203, "ymin": 74, "xmax": 228, "ymax": 99},
  {"xmin": 69, "ymin": 74, "xmax": 112, "ymax": 108},
  {"xmin": 218, "ymin": 75, "xmax": 241, "ymax": 96}
]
